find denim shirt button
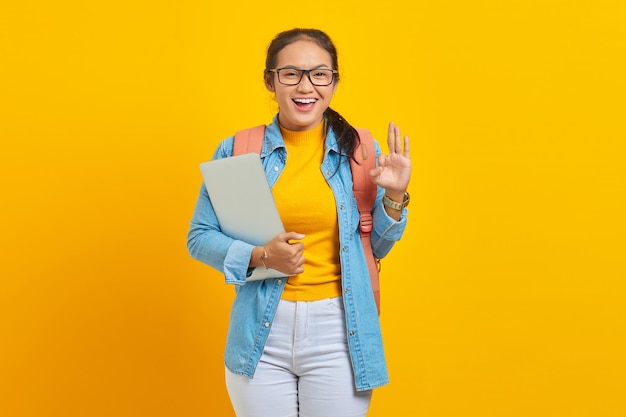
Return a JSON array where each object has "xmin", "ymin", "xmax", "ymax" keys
[
  {"xmin": 349, "ymin": 331, "xmax": 355, "ymax": 336},
  {"xmin": 277, "ymin": 280, "xmax": 282, "ymax": 285},
  {"xmin": 264, "ymin": 322, "xmax": 270, "ymax": 328},
  {"xmin": 340, "ymin": 204, "xmax": 344, "ymax": 210},
  {"xmin": 274, "ymin": 166, "xmax": 279, "ymax": 172},
  {"xmin": 344, "ymin": 288, "xmax": 349, "ymax": 294},
  {"xmin": 342, "ymin": 246, "xmax": 347, "ymax": 251}
]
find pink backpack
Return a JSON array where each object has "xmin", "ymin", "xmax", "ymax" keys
[{"xmin": 233, "ymin": 125, "xmax": 381, "ymax": 315}]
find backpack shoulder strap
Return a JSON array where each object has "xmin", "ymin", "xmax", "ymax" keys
[
  {"xmin": 351, "ymin": 128, "xmax": 377, "ymax": 215},
  {"xmin": 233, "ymin": 125, "xmax": 266, "ymax": 156},
  {"xmin": 350, "ymin": 128, "xmax": 381, "ymax": 315}
]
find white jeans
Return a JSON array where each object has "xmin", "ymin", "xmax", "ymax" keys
[{"xmin": 225, "ymin": 297, "xmax": 373, "ymax": 417}]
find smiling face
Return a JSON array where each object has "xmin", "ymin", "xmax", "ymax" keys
[{"xmin": 266, "ymin": 39, "xmax": 337, "ymax": 131}]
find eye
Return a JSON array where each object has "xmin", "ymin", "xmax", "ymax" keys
[
  {"xmin": 281, "ymin": 69, "xmax": 301, "ymax": 79},
  {"xmin": 312, "ymin": 69, "xmax": 333, "ymax": 82}
]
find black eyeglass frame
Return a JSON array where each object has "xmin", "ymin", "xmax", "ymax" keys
[{"xmin": 267, "ymin": 68, "xmax": 338, "ymax": 86}]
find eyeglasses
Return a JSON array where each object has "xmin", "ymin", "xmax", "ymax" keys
[{"xmin": 268, "ymin": 68, "xmax": 338, "ymax": 86}]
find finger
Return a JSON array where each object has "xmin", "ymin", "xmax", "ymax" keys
[
  {"xmin": 369, "ymin": 166, "xmax": 382, "ymax": 182},
  {"xmin": 394, "ymin": 125, "xmax": 401, "ymax": 153},
  {"xmin": 403, "ymin": 135, "xmax": 410, "ymax": 159},
  {"xmin": 387, "ymin": 121, "xmax": 396, "ymax": 154},
  {"xmin": 282, "ymin": 232, "xmax": 305, "ymax": 242},
  {"xmin": 293, "ymin": 256, "xmax": 306, "ymax": 274},
  {"xmin": 378, "ymin": 153, "xmax": 386, "ymax": 167},
  {"xmin": 291, "ymin": 242, "xmax": 305, "ymax": 254}
]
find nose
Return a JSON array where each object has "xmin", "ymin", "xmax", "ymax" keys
[{"xmin": 296, "ymin": 72, "xmax": 314, "ymax": 92}]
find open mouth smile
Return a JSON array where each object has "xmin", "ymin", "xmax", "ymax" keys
[{"xmin": 292, "ymin": 98, "xmax": 318, "ymax": 111}]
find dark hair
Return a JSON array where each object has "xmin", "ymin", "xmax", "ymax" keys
[{"xmin": 264, "ymin": 28, "xmax": 360, "ymax": 161}]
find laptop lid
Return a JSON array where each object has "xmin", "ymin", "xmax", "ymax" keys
[{"xmin": 199, "ymin": 153, "xmax": 287, "ymax": 280}]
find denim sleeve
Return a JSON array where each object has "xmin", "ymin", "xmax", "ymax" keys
[
  {"xmin": 186, "ymin": 138, "xmax": 256, "ymax": 285},
  {"xmin": 371, "ymin": 194, "xmax": 408, "ymax": 259}
]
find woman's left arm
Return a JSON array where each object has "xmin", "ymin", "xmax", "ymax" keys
[{"xmin": 369, "ymin": 121, "xmax": 411, "ymax": 221}]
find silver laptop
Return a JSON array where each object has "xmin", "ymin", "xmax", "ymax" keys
[{"xmin": 199, "ymin": 153, "xmax": 288, "ymax": 281}]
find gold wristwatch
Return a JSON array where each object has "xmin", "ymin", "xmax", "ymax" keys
[{"xmin": 383, "ymin": 192, "xmax": 410, "ymax": 210}]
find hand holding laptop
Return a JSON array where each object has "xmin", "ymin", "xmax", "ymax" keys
[{"xmin": 250, "ymin": 232, "xmax": 306, "ymax": 276}]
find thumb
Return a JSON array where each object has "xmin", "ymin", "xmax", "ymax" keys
[{"xmin": 282, "ymin": 232, "xmax": 306, "ymax": 242}]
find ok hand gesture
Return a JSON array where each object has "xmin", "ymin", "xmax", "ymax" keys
[{"xmin": 369, "ymin": 121, "xmax": 411, "ymax": 197}]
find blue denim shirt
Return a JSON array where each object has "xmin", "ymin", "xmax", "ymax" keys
[{"xmin": 187, "ymin": 116, "xmax": 408, "ymax": 391}]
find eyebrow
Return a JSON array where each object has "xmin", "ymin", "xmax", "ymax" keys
[{"xmin": 279, "ymin": 64, "xmax": 332, "ymax": 70}]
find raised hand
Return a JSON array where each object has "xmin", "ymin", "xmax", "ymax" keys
[{"xmin": 369, "ymin": 121, "xmax": 411, "ymax": 195}]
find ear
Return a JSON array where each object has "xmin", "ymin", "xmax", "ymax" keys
[{"xmin": 264, "ymin": 74, "xmax": 275, "ymax": 92}]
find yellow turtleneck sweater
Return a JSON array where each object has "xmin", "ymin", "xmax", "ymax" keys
[{"xmin": 273, "ymin": 122, "xmax": 342, "ymax": 301}]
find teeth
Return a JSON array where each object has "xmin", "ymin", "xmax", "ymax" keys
[{"xmin": 294, "ymin": 98, "xmax": 317, "ymax": 104}]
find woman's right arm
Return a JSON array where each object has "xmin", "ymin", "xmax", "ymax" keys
[
  {"xmin": 187, "ymin": 139, "xmax": 306, "ymax": 282},
  {"xmin": 186, "ymin": 139, "xmax": 256, "ymax": 284},
  {"xmin": 187, "ymin": 182, "xmax": 258, "ymax": 284}
]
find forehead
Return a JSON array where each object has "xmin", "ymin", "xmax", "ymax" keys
[{"xmin": 275, "ymin": 39, "xmax": 333, "ymax": 68}]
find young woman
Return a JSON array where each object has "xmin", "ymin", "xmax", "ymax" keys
[{"xmin": 188, "ymin": 28, "xmax": 411, "ymax": 417}]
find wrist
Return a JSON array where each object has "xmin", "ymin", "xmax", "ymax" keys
[
  {"xmin": 384, "ymin": 190, "xmax": 406, "ymax": 201},
  {"xmin": 383, "ymin": 191, "xmax": 410, "ymax": 211},
  {"xmin": 259, "ymin": 246, "xmax": 269, "ymax": 269}
]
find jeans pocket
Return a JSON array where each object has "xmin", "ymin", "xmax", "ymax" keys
[{"xmin": 326, "ymin": 296, "xmax": 344, "ymax": 313}]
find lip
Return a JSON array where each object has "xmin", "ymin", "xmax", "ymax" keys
[{"xmin": 292, "ymin": 97, "xmax": 318, "ymax": 112}]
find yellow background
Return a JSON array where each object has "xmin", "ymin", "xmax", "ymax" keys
[{"xmin": 1, "ymin": 1, "xmax": 625, "ymax": 416}]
